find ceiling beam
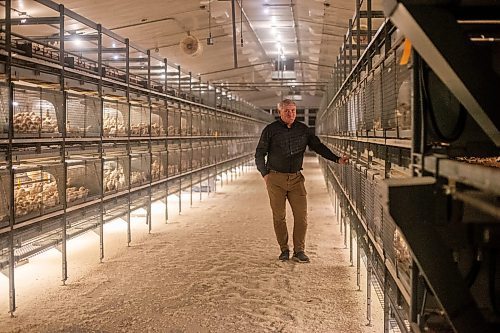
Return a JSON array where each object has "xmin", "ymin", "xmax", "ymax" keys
[
  {"xmin": 200, "ymin": 62, "xmax": 272, "ymax": 76},
  {"xmin": 149, "ymin": 33, "xmax": 229, "ymax": 52},
  {"xmin": 231, "ymin": 0, "xmax": 238, "ymax": 68},
  {"xmin": 0, "ymin": 17, "xmax": 60, "ymax": 25},
  {"xmin": 291, "ymin": 1, "xmax": 305, "ymax": 84}
]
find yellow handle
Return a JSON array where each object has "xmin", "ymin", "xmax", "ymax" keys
[{"xmin": 400, "ymin": 39, "xmax": 412, "ymax": 66}]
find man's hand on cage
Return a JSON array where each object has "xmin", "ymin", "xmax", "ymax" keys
[{"xmin": 339, "ymin": 156, "xmax": 349, "ymax": 165}]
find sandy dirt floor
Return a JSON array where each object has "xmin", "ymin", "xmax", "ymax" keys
[{"xmin": 0, "ymin": 157, "xmax": 382, "ymax": 333}]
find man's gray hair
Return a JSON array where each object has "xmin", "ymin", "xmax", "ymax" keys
[{"xmin": 278, "ymin": 99, "xmax": 297, "ymax": 110}]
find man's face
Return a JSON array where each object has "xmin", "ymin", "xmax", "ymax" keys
[{"xmin": 279, "ymin": 103, "xmax": 296, "ymax": 126}]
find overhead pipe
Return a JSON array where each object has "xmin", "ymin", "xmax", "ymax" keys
[
  {"xmin": 290, "ymin": 0, "xmax": 306, "ymax": 83},
  {"xmin": 235, "ymin": 1, "xmax": 269, "ymax": 58},
  {"xmin": 231, "ymin": 0, "xmax": 238, "ymax": 68}
]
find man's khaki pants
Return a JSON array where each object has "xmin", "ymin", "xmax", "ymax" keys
[{"xmin": 266, "ymin": 171, "xmax": 307, "ymax": 253}]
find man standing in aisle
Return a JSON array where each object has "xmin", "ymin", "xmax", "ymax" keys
[{"xmin": 255, "ymin": 99, "xmax": 348, "ymax": 263}]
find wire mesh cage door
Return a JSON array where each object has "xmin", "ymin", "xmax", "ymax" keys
[
  {"xmin": 151, "ymin": 151, "xmax": 167, "ymax": 181},
  {"xmin": 103, "ymin": 157, "xmax": 128, "ymax": 194},
  {"xmin": 201, "ymin": 140, "xmax": 210, "ymax": 167},
  {"xmin": 66, "ymin": 94, "xmax": 102, "ymax": 138},
  {"xmin": 13, "ymin": 165, "xmax": 63, "ymax": 222},
  {"xmin": 0, "ymin": 169, "xmax": 11, "ymax": 228},
  {"xmin": 167, "ymin": 142, "xmax": 180, "ymax": 177},
  {"xmin": 396, "ymin": 43, "xmax": 412, "ymax": 137},
  {"xmin": 0, "ymin": 84, "xmax": 9, "ymax": 138},
  {"xmin": 209, "ymin": 139, "xmax": 217, "ymax": 165},
  {"xmin": 180, "ymin": 140, "xmax": 192, "ymax": 173},
  {"xmin": 103, "ymin": 100, "xmax": 129, "ymax": 137},
  {"xmin": 66, "ymin": 159, "xmax": 101, "ymax": 206},
  {"xmin": 167, "ymin": 107, "xmax": 180, "ymax": 136},
  {"xmin": 12, "ymin": 85, "xmax": 63, "ymax": 138},
  {"xmin": 373, "ymin": 68, "xmax": 383, "ymax": 133},
  {"xmin": 192, "ymin": 106, "xmax": 201, "ymax": 136},
  {"xmin": 180, "ymin": 104, "xmax": 191, "ymax": 136},
  {"xmin": 357, "ymin": 85, "xmax": 366, "ymax": 133},
  {"xmin": 130, "ymin": 103, "xmax": 150, "ymax": 136},
  {"xmin": 151, "ymin": 105, "xmax": 166, "ymax": 137},
  {"xmin": 200, "ymin": 108, "xmax": 208, "ymax": 136},
  {"xmin": 382, "ymin": 53, "xmax": 398, "ymax": 134},
  {"xmin": 192, "ymin": 141, "xmax": 201, "ymax": 170},
  {"xmin": 364, "ymin": 75, "xmax": 375, "ymax": 132},
  {"xmin": 130, "ymin": 153, "xmax": 151, "ymax": 187},
  {"xmin": 348, "ymin": 92, "xmax": 357, "ymax": 133}
]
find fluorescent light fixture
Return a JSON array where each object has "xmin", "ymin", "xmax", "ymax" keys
[{"xmin": 113, "ymin": 55, "xmax": 119, "ymax": 60}]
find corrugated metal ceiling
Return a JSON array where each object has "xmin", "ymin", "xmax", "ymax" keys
[{"xmin": 8, "ymin": 0, "xmax": 384, "ymax": 108}]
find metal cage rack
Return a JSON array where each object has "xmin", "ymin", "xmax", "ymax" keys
[
  {"xmin": 0, "ymin": 0, "xmax": 274, "ymax": 315},
  {"xmin": 318, "ymin": 1, "xmax": 500, "ymax": 332}
]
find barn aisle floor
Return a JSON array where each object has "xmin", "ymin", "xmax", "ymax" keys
[{"xmin": 0, "ymin": 157, "xmax": 382, "ymax": 333}]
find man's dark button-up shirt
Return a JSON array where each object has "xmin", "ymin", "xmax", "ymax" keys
[{"xmin": 255, "ymin": 119, "xmax": 339, "ymax": 177}]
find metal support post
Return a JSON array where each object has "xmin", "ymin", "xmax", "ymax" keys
[
  {"xmin": 165, "ymin": 180, "xmax": 169, "ymax": 223},
  {"xmin": 357, "ymin": 223, "xmax": 361, "ymax": 291},
  {"xmin": 59, "ymin": 4, "xmax": 68, "ymax": 286},
  {"xmin": 189, "ymin": 73, "xmax": 193, "ymax": 207},
  {"xmin": 5, "ymin": 0, "xmax": 16, "ymax": 315},
  {"xmin": 384, "ymin": 266, "xmax": 390, "ymax": 333},
  {"xmin": 177, "ymin": 65, "xmax": 182, "ymax": 215},
  {"xmin": 333, "ymin": 192, "xmax": 337, "ymax": 221},
  {"xmin": 356, "ymin": 0, "xmax": 361, "ymax": 59},
  {"xmin": 344, "ymin": 211, "xmax": 348, "ymax": 249},
  {"xmin": 125, "ymin": 38, "xmax": 132, "ymax": 246},
  {"xmin": 199, "ymin": 166, "xmax": 202, "ymax": 202},
  {"xmin": 213, "ymin": 86, "xmax": 217, "ymax": 194},
  {"xmin": 367, "ymin": 246, "xmax": 373, "ymax": 326},
  {"xmin": 127, "ymin": 158, "xmax": 132, "ymax": 245},
  {"xmin": 349, "ymin": 211, "xmax": 354, "ymax": 266},
  {"xmin": 198, "ymin": 76, "xmax": 203, "ymax": 202},
  {"xmin": 164, "ymin": 58, "xmax": 169, "ymax": 223},
  {"xmin": 339, "ymin": 203, "xmax": 343, "ymax": 234},
  {"xmin": 410, "ymin": 260, "xmax": 419, "ymax": 324},
  {"xmin": 348, "ymin": 19, "xmax": 353, "ymax": 72},
  {"xmin": 147, "ymin": 188, "xmax": 152, "ymax": 233},
  {"xmin": 144, "ymin": 49, "xmax": 152, "ymax": 233},
  {"xmin": 98, "ymin": 26, "xmax": 105, "ymax": 262}
]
